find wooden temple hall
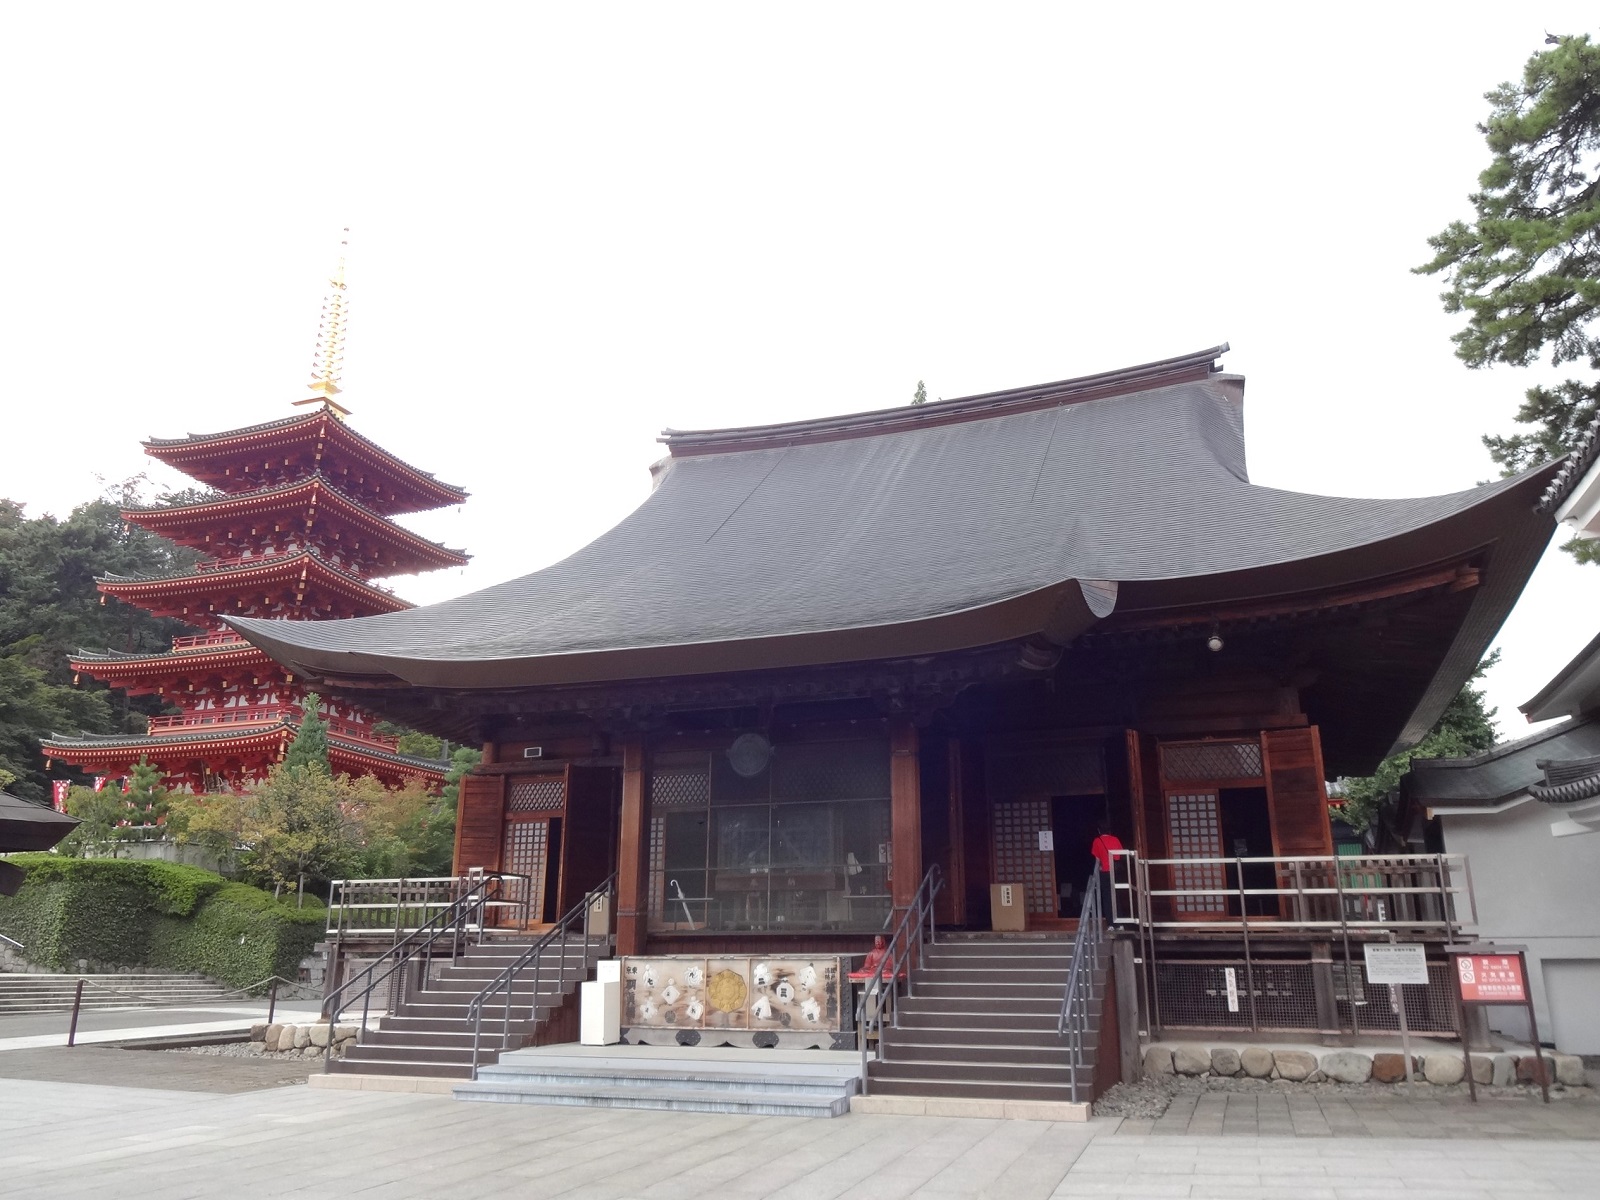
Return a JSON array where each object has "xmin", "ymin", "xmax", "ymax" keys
[{"xmin": 235, "ymin": 346, "xmax": 1564, "ymax": 1099}]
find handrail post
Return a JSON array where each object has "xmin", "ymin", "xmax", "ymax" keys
[
  {"xmin": 1237, "ymin": 856, "xmax": 1258, "ymax": 1032},
  {"xmin": 66, "ymin": 979, "xmax": 85, "ymax": 1047}
]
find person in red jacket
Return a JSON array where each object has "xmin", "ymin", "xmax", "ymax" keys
[{"xmin": 1089, "ymin": 821, "xmax": 1123, "ymax": 919}]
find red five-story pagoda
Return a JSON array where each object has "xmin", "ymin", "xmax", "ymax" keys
[{"xmin": 43, "ymin": 249, "xmax": 467, "ymax": 791}]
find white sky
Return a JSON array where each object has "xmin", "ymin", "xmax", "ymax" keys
[{"xmin": 3, "ymin": 3, "xmax": 1596, "ymax": 745}]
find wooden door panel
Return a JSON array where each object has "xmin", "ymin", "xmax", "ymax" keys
[
  {"xmin": 454, "ymin": 774, "xmax": 505, "ymax": 873},
  {"xmin": 1263, "ymin": 726, "xmax": 1333, "ymax": 858}
]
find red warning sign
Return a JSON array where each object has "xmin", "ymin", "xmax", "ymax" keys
[{"xmin": 1455, "ymin": 954, "xmax": 1526, "ymax": 1004}]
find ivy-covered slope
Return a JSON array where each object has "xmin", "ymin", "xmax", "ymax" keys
[{"xmin": 0, "ymin": 856, "xmax": 323, "ymax": 988}]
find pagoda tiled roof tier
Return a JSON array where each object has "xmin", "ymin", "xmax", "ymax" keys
[
  {"xmin": 40, "ymin": 724, "xmax": 447, "ymax": 787},
  {"xmin": 121, "ymin": 474, "xmax": 470, "ymax": 578},
  {"xmin": 97, "ymin": 550, "xmax": 412, "ymax": 629},
  {"xmin": 142, "ymin": 405, "xmax": 468, "ymax": 516},
  {"xmin": 70, "ymin": 638, "xmax": 285, "ymax": 698}
]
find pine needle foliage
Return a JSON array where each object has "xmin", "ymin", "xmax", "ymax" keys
[{"xmin": 1417, "ymin": 34, "xmax": 1600, "ymax": 564}]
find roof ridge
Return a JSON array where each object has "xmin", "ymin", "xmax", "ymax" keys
[
  {"xmin": 1538, "ymin": 412, "xmax": 1600, "ymax": 514},
  {"xmin": 660, "ymin": 344, "xmax": 1229, "ymax": 455},
  {"xmin": 1409, "ymin": 715, "xmax": 1594, "ymax": 771}
]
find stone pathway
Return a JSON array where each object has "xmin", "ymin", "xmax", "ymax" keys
[
  {"xmin": 1, "ymin": 1071, "xmax": 1598, "ymax": 1199},
  {"xmin": 1125, "ymin": 1087, "xmax": 1600, "ymax": 1139}
]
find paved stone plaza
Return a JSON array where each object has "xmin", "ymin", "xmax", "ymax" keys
[{"xmin": 2, "ymin": 1063, "xmax": 1599, "ymax": 1200}]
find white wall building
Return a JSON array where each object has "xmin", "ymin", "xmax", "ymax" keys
[{"xmin": 1396, "ymin": 422, "xmax": 1600, "ymax": 1054}]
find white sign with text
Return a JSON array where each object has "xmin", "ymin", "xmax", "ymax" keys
[{"xmin": 1363, "ymin": 943, "xmax": 1429, "ymax": 986}]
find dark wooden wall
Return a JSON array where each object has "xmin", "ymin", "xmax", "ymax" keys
[
  {"xmin": 1263, "ymin": 726, "xmax": 1333, "ymax": 857},
  {"xmin": 558, "ymin": 765, "xmax": 618, "ymax": 912},
  {"xmin": 454, "ymin": 773, "xmax": 505, "ymax": 872}
]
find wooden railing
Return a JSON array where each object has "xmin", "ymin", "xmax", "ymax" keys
[
  {"xmin": 170, "ymin": 631, "xmax": 248, "ymax": 652},
  {"xmin": 146, "ymin": 705, "xmax": 401, "ymax": 750}
]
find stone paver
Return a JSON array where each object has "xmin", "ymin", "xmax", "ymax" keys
[
  {"xmin": 1132, "ymin": 1086, "xmax": 1600, "ymax": 1140},
  {"xmin": 0, "ymin": 1071, "xmax": 1596, "ymax": 1199}
]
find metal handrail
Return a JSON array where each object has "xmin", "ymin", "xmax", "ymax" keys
[
  {"xmin": 319, "ymin": 871, "xmax": 520, "ymax": 1073},
  {"xmin": 1057, "ymin": 865, "xmax": 1106, "ymax": 1103},
  {"xmin": 856, "ymin": 863, "xmax": 943, "ymax": 1095},
  {"xmin": 466, "ymin": 872, "xmax": 618, "ymax": 1079},
  {"xmin": 1112, "ymin": 852, "xmax": 1474, "ymax": 934},
  {"xmin": 63, "ymin": 973, "xmax": 301, "ymax": 1045},
  {"xmin": 0, "ymin": 932, "xmax": 22, "ymax": 951},
  {"xmin": 325, "ymin": 874, "xmax": 530, "ymax": 937}
]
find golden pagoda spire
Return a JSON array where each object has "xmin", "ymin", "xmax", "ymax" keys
[{"xmin": 295, "ymin": 228, "xmax": 353, "ymax": 418}]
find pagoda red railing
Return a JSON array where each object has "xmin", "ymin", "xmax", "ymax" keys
[
  {"xmin": 146, "ymin": 706, "xmax": 401, "ymax": 750},
  {"xmin": 170, "ymin": 631, "xmax": 249, "ymax": 652}
]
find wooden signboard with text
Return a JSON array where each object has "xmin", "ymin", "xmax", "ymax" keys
[{"xmin": 1448, "ymin": 946, "xmax": 1546, "ymax": 1103}]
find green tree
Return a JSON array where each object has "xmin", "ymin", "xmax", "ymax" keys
[
  {"xmin": 373, "ymin": 720, "xmax": 444, "ymax": 760},
  {"xmin": 57, "ymin": 784, "xmax": 129, "ymax": 857},
  {"xmin": 441, "ymin": 745, "xmax": 479, "ymax": 812},
  {"xmin": 239, "ymin": 762, "xmax": 362, "ymax": 903},
  {"xmin": 1417, "ymin": 34, "xmax": 1600, "ymax": 563},
  {"xmin": 1339, "ymin": 654, "xmax": 1500, "ymax": 831},
  {"xmin": 911, "ymin": 380, "xmax": 928, "ymax": 406},
  {"xmin": 124, "ymin": 756, "xmax": 169, "ymax": 828},
  {"xmin": 165, "ymin": 789, "xmax": 248, "ymax": 864},
  {"xmin": 0, "ymin": 482, "xmax": 200, "ymax": 798},
  {"xmin": 283, "ymin": 692, "xmax": 330, "ymax": 773}
]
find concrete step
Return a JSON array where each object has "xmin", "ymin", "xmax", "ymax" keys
[
  {"xmin": 896, "ymin": 1009, "xmax": 1060, "ymax": 1030},
  {"xmin": 455, "ymin": 1080, "xmax": 851, "ymax": 1118},
  {"xmin": 877, "ymin": 1040, "xmax": 1082, "ymax": 1064},
  {"xmin": 868, "ymin": 1058, "xmax": 1082, "ymax": 1085},
  {"xmin": 327, "ymin": 1057, "xmax": 472, "ymax": 1079},
  {"xmin": 456, "ymin": 1050, "xmax": 860, "ymax": 1118},
  {"xmin": 865, "ymin": 1075, "xmax": 1084, "ymax": 1102}
]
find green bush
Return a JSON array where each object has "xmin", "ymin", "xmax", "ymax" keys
[{"xmin": 0, "ymin": 854, "xmax": 324, "ymax": 989}]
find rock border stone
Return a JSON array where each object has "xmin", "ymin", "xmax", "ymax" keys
[
  {"xmin": 248, "ymin": 1022, "xmax": 359, "ymax": 1059},
  {"xmin": 1136, "ymin": 1043, "xmax": 1591, "ymax": 1089}
]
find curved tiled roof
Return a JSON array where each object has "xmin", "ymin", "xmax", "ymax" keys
[
  {"xmin": 144, "ymin": 407, "xmax": 468, "ymax": 515},
  {"xmin": 1527, "ymin": 752, "xmax": 1600, "ymax": 805},
  {"xmin": 122, "ymin": 472, "xmax": 469, "ymax": 571},
  {"xmin": 232, "ymin": 348, "xmax": 1560, "ymax": 711},
  {"xmin": 98, "ymin": 548, "xmax": 411, "ymax": 611},
  {"xmin": 1538, "ymin": 414, "xmax": 1600, "ymax": 514},
  {"xmin": 40, "ymin": 725, "xmax": 447, "ymax": 774}
]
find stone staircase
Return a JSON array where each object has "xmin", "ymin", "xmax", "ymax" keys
[
  {"xmin": 329, "ymin": 934, "xmax": 606, "ymax": 1078},
  {"xmin": 0, "ymin": 972, "xmax": 236, "ymax": 1013},
  {"xmin": 456, "ymin": 1048, "xmax": 859, "ymax": 1117},
  {"xmin": 865, "ymin": 933, "xmax": 1107, "ymax": 1102}
]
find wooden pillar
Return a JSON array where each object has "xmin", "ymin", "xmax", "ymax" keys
[
  {"xmin": 614, "ymin": 737, "xmax": 649, "ymax": 956},
  {"xmin": 890, "ymin": 720, "xmax": 923, "ymax": 911},
  {"xmin": 943, "ymin": 737, "xmax": 967, "ymax": 926}
]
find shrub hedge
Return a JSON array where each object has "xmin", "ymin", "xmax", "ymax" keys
[{"xmin": 0, "ymin": 855, "xmax": 324, "ymax": 989}]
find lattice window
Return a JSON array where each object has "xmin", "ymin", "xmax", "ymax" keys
[
  {"xmin": 1162, "ymin": 741, "xmax": 1263, "ymax": 781},
  {"xmin": 652, "ymin": 769, "xmax": 710, "ymax": 809},
  {"xmin": 771, "ymin": 740, "xmax": 891, "ymax": 802},
  {"xmin": 508, "ymin": 776, "xmax": 565, "ymax": 812},
  {"xmin": 987, "ymin": 744, "xmax": 1104, "ymax": 801},
  {"xmin": 992, "ymin": 798, "xmax": 1055, "ymax": 915},
  {"xmin": 646, "ymin": 815, "xmax": 666, "ymax": 924},
  {"xmin": 1167, "ymin": 792, "xmax": 1225, "ymax": 913},
  {"xmin": 502, "ymin": 819, "xmax": 549, "ymax": 923}
]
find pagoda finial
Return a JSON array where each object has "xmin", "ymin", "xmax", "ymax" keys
[{"xmin": 295, "ymin": 228, "xmax": 353, "ymax": 419}]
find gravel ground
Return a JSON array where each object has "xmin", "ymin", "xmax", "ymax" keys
[
  {"xmin": 1093, "ymin": 1070, "xmax": 1600, "ymax": 1118},
  {"xmin": 162, "ymin": 1040, "xmax": 346, "ymax": 1061}
]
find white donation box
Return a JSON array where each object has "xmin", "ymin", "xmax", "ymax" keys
[{"xmin": 581, "ymin": 958, "xmax": 622, "ymax": 1046}]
